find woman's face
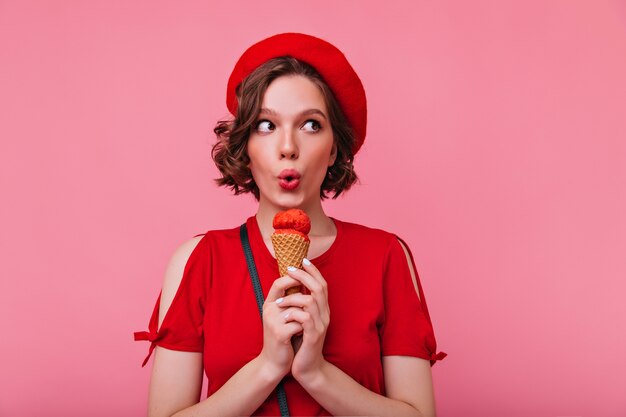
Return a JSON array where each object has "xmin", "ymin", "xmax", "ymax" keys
[{"xmin": 247, "ymin": 74, "xmax": 337, "ymax": 210}]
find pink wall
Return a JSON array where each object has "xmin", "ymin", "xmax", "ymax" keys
[{"xmin": 1, "ymin": 1, "xmax": 624, "ymax": 416}]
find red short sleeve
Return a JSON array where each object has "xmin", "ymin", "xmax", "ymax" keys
[
  {"xmin": 380, "ymin": 234, "xmax": 447, "ymax": 366},
  {"xmin": 133, "ymin": 234, "xmax": 206, "ymax": 367}
]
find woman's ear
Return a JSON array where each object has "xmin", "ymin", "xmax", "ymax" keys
[{"xmin": 329, "ymin": 142, "xmax": 338, "ymax": 167}]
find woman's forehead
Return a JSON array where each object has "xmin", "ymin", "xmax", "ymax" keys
[
  {"xmin": 260, "ymin": 75, "xmax": 328, "ymax": 116},
  {"xmin": 259, "ymin": 107, "xmax": 328, "ymax": 120}
]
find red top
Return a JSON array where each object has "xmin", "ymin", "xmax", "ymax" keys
[{"xmin": 134, "ymin": 215, "xmax": 447, "ymax": 416}]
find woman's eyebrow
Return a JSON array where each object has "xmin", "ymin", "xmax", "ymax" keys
[{"xmin": 260, "ymin": 107, "xmax": 327, "ymax": 120}]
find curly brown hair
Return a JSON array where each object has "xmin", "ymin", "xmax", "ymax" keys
[{"xmin": 211, "ymin": 56, "xmax": 360, "ymax": 201}]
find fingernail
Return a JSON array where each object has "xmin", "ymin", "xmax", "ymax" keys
[
  {"xmin": 287, "ymin": 266, "xmax": 297, "ymax": 272},
  {"xmin": 303, "ymin": 258, "xmax": 311, "ymax": 266},
  {"xmin": 276, "ymin": 297, "xmax": 284, "ymax": 304},
  {"xmin": 283, "ymin": 312, "xmax": 290, "ymax": 319}
]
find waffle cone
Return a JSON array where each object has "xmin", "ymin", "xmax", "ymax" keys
[{"xmin": 271, "ymin": 233, "xmax": 310, "ymax": 295}]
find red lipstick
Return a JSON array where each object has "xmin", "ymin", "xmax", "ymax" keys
[{"xmin": 278, "ymin": 169, "xmax": 301, "ymax": 190}]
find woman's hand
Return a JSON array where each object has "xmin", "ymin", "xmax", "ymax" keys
[
  {"xmin": 279, "ymin": 259, "xmax": 331, "ymax": 383},
  {"xmin": 258, "ymin": 275, "xmax": 306, "ymax": 380}
]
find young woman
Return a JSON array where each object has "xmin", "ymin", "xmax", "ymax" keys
[{"xmin": 134, "ymin": 32, "xmax": 447, "ymax": 417}]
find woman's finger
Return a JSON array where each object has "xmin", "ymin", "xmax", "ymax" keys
[
  {"xmin": 301, "ymin": 258, "xmax": 328, "ymax": 291},
  {"xmin": 286, "ymin": 267, "xmax": 330, "ymax": 320},
  {"xmin": 284, "ymin": 308, "xmax": 320, "ymax": 342},
  {"xmin": 300, "ymin": 259, "xmax": 330, "ymax": 320},
  {"xmin": 286, "ymin": 267, "xmax": 324, "ymax": 297},
  {"xmin": 263, "ymin": 301, "xmax": 304, "ymax": 343},
  {"xmin": 266, "ymin": 275, "xmax": 302, "ymax": 302},
  {"xmin": 280, "ymin": 319, "xmax": 304, "ymax": 341},
  {"xmin": 276, "ymin": 293, "xmax": 323, "ymax": 330}
]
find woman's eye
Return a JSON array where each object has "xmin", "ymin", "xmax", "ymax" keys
[
  {"xmin": 255, "ymin": 120, "xmax": 274, "ymax": 133},
  {"xmin": 303, "ymin": 119, "xmax": 321, "ymax": 132},
  {"xmin": 254, "ymin": 119, "xmax": 320, "ymax": 133}
]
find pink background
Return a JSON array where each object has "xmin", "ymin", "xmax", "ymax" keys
[{"xmin": 1, "ymin": 1, "xmax": 625, "ymax": 416}]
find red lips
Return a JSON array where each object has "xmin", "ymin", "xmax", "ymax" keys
[
  {"xmin": 278, "ymin": 169, "xmax": 301, "ymax": 190},
  {"xmin": 278, "ymin": 169, "xmax": 301, "ymax": 180}
]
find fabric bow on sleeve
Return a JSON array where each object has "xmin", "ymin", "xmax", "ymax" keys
[{"xmin": 134, "ymin": 292, "xmax": 166, "ymax": 367}]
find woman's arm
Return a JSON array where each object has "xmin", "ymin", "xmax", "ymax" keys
[
  {"xmin": 147, "ymin": 237, "xmax": 205, "ymax": 417},
  {"xmin": 295, "ymin": 356, "xmax": 436, "ymax": 417},
  {"xmin": 151, "ymin": 347, "xmax": 284, "ymax": 417},
  {"xmin": 147, "ymin": 237, "xmax": 305, "ymax": 417}
]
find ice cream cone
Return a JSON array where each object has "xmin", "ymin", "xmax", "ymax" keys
[
  {"xmin": 271, "ymin": 209, "xmax": 311, "ymax": 296},
  {"xmin": 271, "ymin": 232, "xmax": 310, "ymax": 295}
]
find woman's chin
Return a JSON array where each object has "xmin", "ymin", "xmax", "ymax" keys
[
  {"xmin": 277, "ymin": 200, "xmax": 304, "ymax": 210},
  {"xmin": 272, "ymin": 193, "xmax": 307, "ymax": 210},
  {"xmin": 259, "ymin": 185, "xmax": 317, "ymax": 210}
]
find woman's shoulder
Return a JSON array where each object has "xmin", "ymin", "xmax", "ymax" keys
[
  {"xmin": 167, "ymin": 221, "xmax": 237, "ymax": 263},
  {"xmin": 334, "ymin": 218, "xmax": 410, "ymax": 264},
  {"xmin": 171, "ymin": 222, "xmax": 247, "ymax": 263},
  {"xmin": 194, "ymin": 222, "xmax": 244, "ymax": 246},
  {"xmin": 168, "ymin": 234, "xmax": 205, "ymax": 264},
  {"xmin": 336, "ymin": 218, "xmax": 402, "ymax": 246}
]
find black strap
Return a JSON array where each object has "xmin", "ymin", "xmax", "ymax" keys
[{"xmin": 240, "ymin": 223, "xmax": 290, "ymax": 417}]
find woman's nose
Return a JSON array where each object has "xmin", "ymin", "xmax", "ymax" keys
[{"xmin": 279, "ymin": 128, "xmax": 299, "ymax": 159}]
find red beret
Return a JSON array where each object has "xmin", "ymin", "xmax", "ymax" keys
[{"xmin": 226, "ymin": 32, "xmax": 367, "ymax": 155}]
